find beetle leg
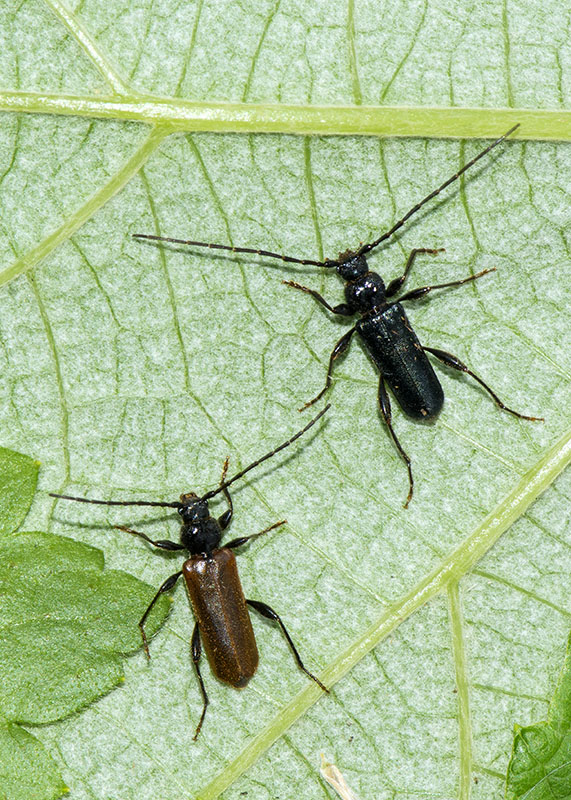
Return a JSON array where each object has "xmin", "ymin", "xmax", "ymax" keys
[
  {"xmin": 378, "ymin": 375, "xmax": 414, "ymax": 508},
  {"xmin": 397, "ymin": 267, "xmax": 495, "ymax": 303},
  {"xmin": 191, "ymin": 622, "xmax": 209, "ymax": 741},
  {"xmin": 301, "ymin": 327, "xmax": 356, "ymax": 410},
  {"xmin": 423, "ymin": 347, "xmax": 543, "ymax": 421},
  {"xmin": 138, "ymin": 571, "xmax": 182, "ymax": 658},
  {"xmin": 114, "ymin": 525, "xmax": 185, "ymax": 551},
  {"xmin": 283, "ymin": 280, "xmax": 354, "ymax": 316},
  {"xmin": 246, "ymin": 599, "xmax": 328, "ymax": 693},
  {"xmin": 217, "ymin": 456, "xmax": 233, "ymax": 530},
  {"xmin": 385, "ymin": 247, "xmax": 445, "ymax": 297},
  {"xmin": 225, "ymin": 519, "xmax": 286, "ymax": 550}
]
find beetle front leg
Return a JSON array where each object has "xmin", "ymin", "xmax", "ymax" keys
[
  {"xmin": 385, "ymin": 248, "xmax": 445, "ymax": 297},
  {"xmin": 283, "ymin": 280, "xmax": 354, "ymax": 316},
  {"xmin": 378, "ymin": 375, "xmax": 414, "ymax": 508},
  {"xmin": 114, "ymin": 525, "xmax": 185, "ymax": 551},
  {"xmin": 301, "ymin": 327, "xmax": 356, "ymax": 410},
  {"xmin": 423, "ymin": 347, "xmax": 543, "ymax": 421}
]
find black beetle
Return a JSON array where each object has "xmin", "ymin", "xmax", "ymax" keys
[{"xmin": 134, "ymin": 125, "xmax": 541, "ymax": 505}]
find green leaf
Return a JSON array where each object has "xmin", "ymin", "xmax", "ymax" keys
[
  {"xmin": 0, "ymin": 2, "xmax": 569, "ymax": 800},
  {"xmin": 506, "ymin": 632, "xmax": 571, "ymax": 800},
  {"xmin": 0, "ymin": 531, "xmax": 171, "ymax": 800},
  {"xmin": 0, "ymin": 448, "xmax": 39, "ymax": 537},
  {"xmin": 0, "ymin": 531, "xmax": 171, "ymax": 723},
  {"xmin": 0, "ymin": 720, "xmax": 67, "ymax": 800}
]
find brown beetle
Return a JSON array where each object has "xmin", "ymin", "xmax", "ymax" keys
[{"xmin": 51, "ymin": 406, "xmax": 329, "ymax": 738}]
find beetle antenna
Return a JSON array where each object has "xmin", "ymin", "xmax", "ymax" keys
[
  {"xmin": 51, "ymin": 407, "xmax": 329, "ymax": 508},
  {"xmin": 49, "ymin": 493, "xmax": 182, "ymax": 509},
  {"xmin": 134, "ymin": 127, "xmax": 518, "ymax": 272},
  {"xmin": 132, "ymin": 234, "xmax": 339, "ymax": 269},
  {"xmin": 202, "ymin": 404, "xmax": 330, "ymax": 501},
  {"xmin": 352, "ymin": 124, "xmax": 520, "ymax": 261}
]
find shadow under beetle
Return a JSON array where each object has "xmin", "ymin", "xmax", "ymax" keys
[
  {"xmin": 51, "ymin": 406, "xmax": 329, "ymax": 739},
  {"xmin": 134, "ymin": 125, "xmax": 542, "ymax": 506}
]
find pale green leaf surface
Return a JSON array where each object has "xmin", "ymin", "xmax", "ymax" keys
[
  {"xmin": 0, "ymin": 1, "xmax": 569, "ymax": 799},
  {"xmin": 0, "ymin": 447, "xmax": 39, "ymax": 536},
  {"xmin": 505, "ymin": 631, "xmax": 571, "ymax": 799}
]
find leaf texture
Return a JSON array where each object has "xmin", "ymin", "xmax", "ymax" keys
[{"xmin": 0, "ymin": 1, "xmax": 569, "ymax": 799}]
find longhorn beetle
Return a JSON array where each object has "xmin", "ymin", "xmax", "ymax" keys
[
  {"xmin": 50, "ymin": 406, "xmax": 329, "ymax": 739},
  {"xmin": 134, "ymin": 124, "xmax": 542, "ymax": 506}
]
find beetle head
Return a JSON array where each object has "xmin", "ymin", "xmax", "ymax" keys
[
  {"xmin": 336, "ymin": 251, "xmax": 368, "ymax": 281},
  {"xmin": 178, "ymin": 492, "xmax": 208, "ymax": 521}
]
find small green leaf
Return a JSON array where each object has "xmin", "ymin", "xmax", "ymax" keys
[
  {"xmin": 0, "ymin": 719, "xmax": 67, "ymax": 800},
  {"xmin": 0, "ymin": 448, "xmax": 39, "ymax": 537},
  {"xmin": 0, "ymin": 531, "xmax": 171, "ymax": 723},
  {"xmin": 506, "ymin": 631, "xmax": 571, "ymax": 799},
  {"xmin": 0, "ymin": 530, "xmax": 172, "ymax": 800}
]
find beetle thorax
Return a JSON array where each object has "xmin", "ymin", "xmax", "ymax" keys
[
  {"xmin": 344, "ymin": 271, "xmax": 386, "ymax": 313},
  {"xmin": 181, "ymin": 518, "xmax": 222, "ymax": 554}
]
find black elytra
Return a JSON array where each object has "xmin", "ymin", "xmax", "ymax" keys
[
  {"xmin": 134, "ymin": 125, "xmax": 542, "ymax": 507},
  {"xmin": 50, "ymin": 405, "xmax": 330, "ymax": 739}
]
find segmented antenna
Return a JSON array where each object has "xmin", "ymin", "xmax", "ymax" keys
[
  {"xmin": 353, "ymin": 124, "xmax": 520, "ymax": 259},
  {"xmin": 202, "ymin": 404, "xmax": 330, "ymax": 501},
  {"xmin": 49, "ymin": 493, "xmax": 182, "ymax": 509},
  {"xmin": 49, "ymin": 405, "xmax": 330, "ymax": 509},
  {"xmin": 133, "ymin": 125, "xmax": 519, "ymax": 268},
  {"xmin": 132, "ymin": 234, "xmax": 337, "ymax": 268}
]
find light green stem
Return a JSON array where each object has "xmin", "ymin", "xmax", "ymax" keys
[
  {"xmin": 0, "ymin": 125, "xmax": 172, "ymax": 288},
  {"xmin": 197, "ymin": 427, "xmax": 571, "ymax": 800},
  {"xmin": 43, "ymin": 0, "xmax": 130, "ymax": 94},
  {"xmin": 449, "ymin": 582, "xmax": 473, "ymax": 800},
  {"xmin": 0, "ymin": 92, "xmax": 569, "ymax": 140}
]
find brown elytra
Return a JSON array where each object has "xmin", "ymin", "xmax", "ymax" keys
[{"xmin": 183, "ymin": 548, "xmax": 258, "ymax": 688}]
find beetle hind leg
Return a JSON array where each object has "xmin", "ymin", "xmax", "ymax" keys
[
  {"xmin": 191, "ymin": 622, "xmax": 209, "ymax": 741},
  {"xmin": 246, "ymin": 599, "xmax": 328, "ymax": 693},
  {"xmin": 423, "ymin": 346, "xmax": 543, "ymax": 421},
  {"xmin": 378, "ymin": 375, "xmax": 414, "ymax": 508}
]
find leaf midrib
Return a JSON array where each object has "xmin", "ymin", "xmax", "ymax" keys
[{"xmin": 0, "ymin": 92, "xmax": 569, "ymax": 141}]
